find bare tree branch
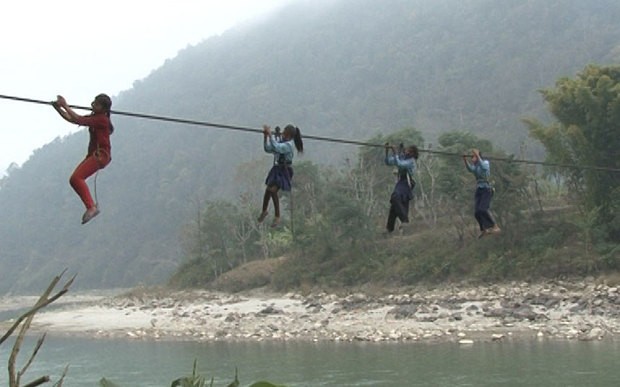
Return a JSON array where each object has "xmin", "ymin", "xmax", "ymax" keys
[
  {"xmin": 0, "ymin": 271, "xmax": 75, "ymax": 345},
  {"xmin": 1, "ymin": 270, "xmax": 75, "ymax": 387},
  {"xmin": 18, "ymin": 334, "xmax": 47, "ymax": 383},
  {"xmin": 22, "ymin": 376, "xmax": 50, "ymax": 387},
  {"xmin": 52, "ymin": 365, "xmax": 69, "ymax": 387}
]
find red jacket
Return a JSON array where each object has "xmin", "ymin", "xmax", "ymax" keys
[{"xmin": 74, "ymin": 113, "xmax": 112, "ymax": 156}]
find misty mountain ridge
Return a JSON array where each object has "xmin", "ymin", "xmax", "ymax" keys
[{"xmin": 1, "ymin": 0, "xmax": 619, "ymax": 293}]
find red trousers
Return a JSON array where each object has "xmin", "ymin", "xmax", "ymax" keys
[{"xmin": 70, "ymin": 151, "xmax": 111, "ymax": 209}]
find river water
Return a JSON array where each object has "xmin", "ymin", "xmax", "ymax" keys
[{"xmin": 1, "ymin": 336, "xmax": 619, "ymax": 386}]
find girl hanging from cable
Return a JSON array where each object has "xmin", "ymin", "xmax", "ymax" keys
[
  {"xmin": 52, "ymin": 94, "xmax": 113, "ymax": 224},
  {"xmin": 462, "ymin": 148, "xmax": 500, "ymax": 238},
  {"xmin": 384, "ymin": 143, "xmax": 419, "ymax": 234},
  {"xmin": 258, "ymin": 124, "xmax": 303, "ymax": 228}
]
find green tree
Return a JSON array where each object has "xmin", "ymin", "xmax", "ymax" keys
[
  {"xmin": 174, "ymin": 198, "xmax": 262, "ymax": 287},
  {"xmin": 526, "ymin": 65, "xmax": 620, "ymax": 241},
  {"xmin": 436, "ymin": 131, "xmax": 493, "ymax": 241},
  {"xmin": 435, "ymin": 131, "xmax": 530, "ymax": 243},
  {"xmin": 357, "ymin": 127, "xmax": 426, "ymax": 222}
]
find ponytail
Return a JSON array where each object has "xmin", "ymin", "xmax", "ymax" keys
[
  {"xmin": 94, "ymin": 93, "xmax": 114, "ymax": 134},
  {"xmin": 293, "ymin": 126, "xmax": 303, "ymax": 153},
  {"xmin": 410, "ymin": 145, "xmax": 419, "ymax": 160},
  {"xmin": 283, "ymin": 124, "xmax": 303, "ymax": 153},
  {"xmin": 107, "ymin": 111, "xmax": 114, "ymax": 134}
]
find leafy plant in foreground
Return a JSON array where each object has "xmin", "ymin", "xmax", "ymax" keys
[{"xmin": 99, "ymin": 362, "xmax": 287, "ymax": 387}]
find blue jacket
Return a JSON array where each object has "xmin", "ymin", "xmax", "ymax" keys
[
  {"xmin": 385, "ymin": 154, "xmax": 416, "ymax": 181},
  {"xmin": 264, "ymin": 135, "xmax": 294, "ymax": 164},
  {"xmin": 466, "ymin": 159, "xmax": 491, "ymax": 189}
]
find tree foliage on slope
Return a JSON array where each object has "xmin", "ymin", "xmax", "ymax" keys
[
  {"xmin": 175, "ymin": 128, "xmax": 564, "ymax": 289},
  {"xmin": 526, "ymin": 65, "xmax": 620, "ymax": 243},
  {"xmin": 1, "ymin": 0, "xmax": 620, "ymax": 292}
]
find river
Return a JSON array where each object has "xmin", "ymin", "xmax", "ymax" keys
[{"xmin": 1, "ymin": 336, "xmax": 619, "ymax": 386}]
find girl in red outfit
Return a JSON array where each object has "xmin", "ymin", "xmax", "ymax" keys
[{"xmin": 52, "ymin": 94, "xmax": 113, "ymax": 224}]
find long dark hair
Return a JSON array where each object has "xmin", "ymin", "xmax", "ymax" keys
[
  {"xmin": 284, "ymin": 124, "xmax": 303, "ymax": 153},
  {"xmin": 95, "ymin": 93, "xmax": 114, "ymax": 134},
  {"xmin": 407, "ymin": 145, "xmax": 419, "ymax": 160}
]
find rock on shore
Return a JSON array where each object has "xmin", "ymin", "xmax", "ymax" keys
[{"xmin": 23, "ymin": 279, "xmax": 620, "ymax": 343}]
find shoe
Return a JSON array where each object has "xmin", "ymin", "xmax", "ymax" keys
[
  {"xmin": 257, "ymin": 211, "xmax": 268, "ymax": 223},
  {"xmin": 489, "ymin": 225, "xmax": 501, "ymax": 234},
  {"xmin": 270, "ymin": 217, "xmax": 281, "ymax": 228},
  {"xmin": 478, "ymin": 230, "xmax": 488, "ymax": 239},
  {"xmin": 81, "ymin": 206, "xmax": 100, "ymax": 224},
  {"xmin": 398, "ymin": 222, "xmax": 410, "ymax": 235}
]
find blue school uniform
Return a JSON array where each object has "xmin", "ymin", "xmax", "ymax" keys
[
  {"xmin": 264, "ymin": 135, "xmax": 295, "ymax": 191},
  {"xmin": 466, "ymin": 159, "xmax": 496, "ymax": 231},
  {"xmin": 385, "ymin": 154, "xmax": 416, "ymax": 232}
]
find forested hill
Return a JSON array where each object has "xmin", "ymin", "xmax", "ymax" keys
[{"xmin": 1, "ymin": 0, "xmax": 619, "ymax": 293}]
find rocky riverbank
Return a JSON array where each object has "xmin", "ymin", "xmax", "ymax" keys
[{"xmin": 12, "ymin": 279, "xmax": 620, "ymax": 343}]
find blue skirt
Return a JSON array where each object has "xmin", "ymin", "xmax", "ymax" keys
[
  {"xmin": 392, "ymin": 179, "xmax": 413, "ymax": 202},
  {"xmin": 265, "ymin": 165, "xmax": 294, "ymax": 191}
]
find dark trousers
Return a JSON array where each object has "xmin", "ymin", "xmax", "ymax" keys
[
  {"xmin": 387, "ymin": 180, "xmax": 412, "ymax": 232},
  {"xmin": 474, "ymin": 187, "xmax": 496, "ymax": 231}
]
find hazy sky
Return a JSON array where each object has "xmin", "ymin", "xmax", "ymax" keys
[{"xmin": 0, "ymin": 0, "xmax": 294, "ymax": 175}]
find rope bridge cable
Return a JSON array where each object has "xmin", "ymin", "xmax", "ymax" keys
[{"xmin": 2, "ymin": 93, "xmax": 620, "ymax": 173}]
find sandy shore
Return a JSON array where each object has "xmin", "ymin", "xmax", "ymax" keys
[{"xmin": 3, "ymin": 279, "xmax": 620, "ymax": 343}]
